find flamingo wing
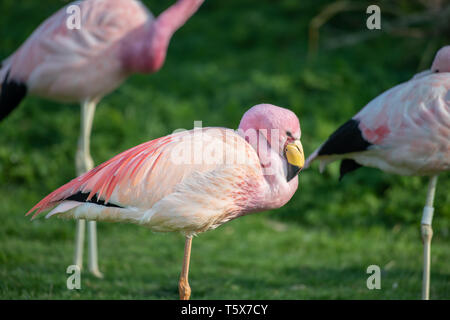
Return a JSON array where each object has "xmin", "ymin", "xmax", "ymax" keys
[
  {"xmin": 306, "ymin": 73, "xmax": 450, "ymax": 178},
  {"xmin": 27, "ymin": 128, "xmax": 263, "ymax": 234}
]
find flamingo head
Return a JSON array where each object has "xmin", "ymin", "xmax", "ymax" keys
[
  {"xmin": 238, "ymin": 104, "xmax": 304, "ymax": 180},
  {"xmin": 431, "ymin": 46, "xmax": 450, "ymax": 73}
]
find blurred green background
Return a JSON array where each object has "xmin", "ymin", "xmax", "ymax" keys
[{"xmin": 0, "ymin": 0, "xmax": 449, "ymax": 299}]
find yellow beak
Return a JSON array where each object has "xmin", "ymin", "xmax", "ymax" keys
[{"xmin": 285, "ymin": 140, "xmax": 305, "ymax": 169}]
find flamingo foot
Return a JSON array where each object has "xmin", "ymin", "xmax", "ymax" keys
[
  {"xmin": 179, "ymin": 278, "xmax": 191, "ymax": 300},
  {"xmin": 89, "ymin": 268, "xmax": 104, "ymax": 279}
]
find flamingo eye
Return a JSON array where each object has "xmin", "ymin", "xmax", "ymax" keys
[
  {"xmin": 435, "ymin": 69, "xmax": 440, "ymax": 73},
  {"xmin": 286, "ymin": 131, "xmax": 293, "ymax": 137}
]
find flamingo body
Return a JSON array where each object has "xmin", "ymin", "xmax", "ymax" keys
[
  {"xmin": 306, "ymin": 73, "xmax": 450, "ymax": 178},
  {"xmin": 30, "ymin": 129, "xmax": 265, "ymax": 235},
  {"xmin": 0, "ymin": 0, "xmax": 203, "ymax": 105},
  {"xmin": 28, "ymin": 104, "xmax": 304, "ymax": 236},
  {"xmin": 306, "ymin": 46, "xmax": 450, "ymax": 299},
  {"xmin": 27, "ymin": 103, "xmax": 304, "ymax": 299}
]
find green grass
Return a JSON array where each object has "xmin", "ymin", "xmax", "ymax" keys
[{"xmin": 0, "ymin": 0, "xmax": 449, "ymax": 299}]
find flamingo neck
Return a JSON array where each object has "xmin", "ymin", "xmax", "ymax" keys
[
  {"xmin": 238, "ymin": 129, "xmax": 298, "ymax": 212},
  {"xmin": 258, "ymin": 142, "xmax": 298, "ymax": 211},
  {"xmin": 122, "ymin": 0, "xmax": 204, "ymax": 73}
]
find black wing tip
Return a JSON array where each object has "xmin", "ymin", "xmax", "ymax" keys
[
  {"xmin": 0, "ymin": 70, "xmax": 27, "ymax": 121},
  {"xmin": 339, "ymin": 159, "xmax": 362, "ymax": 181},
  {"xmin": 318, "ymin": 119, "xmax": 372, "ymax": 157},
  {"xmin": 65, "ymin": 191, "xmax": 123, "ymax": 208}
]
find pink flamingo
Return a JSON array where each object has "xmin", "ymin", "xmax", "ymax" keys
[
  {"xmin": 305, "ymin": 46, "xmax": 450, "ymax": 299},
  {"xmin": 0, "ymin": 0, "xmax": 205, "ymax": 277},
  {"xmin": 26, "ymin": 104, "xmax": 305, "ymax": 300}
]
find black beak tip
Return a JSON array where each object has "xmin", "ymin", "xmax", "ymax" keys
[{"xmin": 287, "ymin": 164, "xmax": 301, "ymax": 182}]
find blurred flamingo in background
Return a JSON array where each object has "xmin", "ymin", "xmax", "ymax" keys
[
  {"xmin": 27, "ymin": 104, "xmax": 305, "ymax": 300},
  {"xmin": 306, "ymin": 46, "xmax": 450, "ymax": 300},
  {"xmin": 0, "ymin": 0, "xmax": 205, "ymax": 277}
]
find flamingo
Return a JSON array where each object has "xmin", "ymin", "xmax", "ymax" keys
[
  {"xmin": 26, "ymin": 103, "xmax": 305, "ymax": 300},
  {"xmin": 305, "ymin": 46, "xmax": 450, "ymax": 299},
  {"xmin": 0, "ymin": 0, "xmax": 205, "ymax": 277}
]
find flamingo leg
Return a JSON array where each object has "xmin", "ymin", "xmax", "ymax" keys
[
  {"xmin": 76, "ymin": 100, "xmax": 96, "ymax": 173},
  {"xmin": 73, "ymin": 219, "xmax": 85, "ymax": 270},
  {"xmin": 73, "ymin": 100, "xmax": 103, "ymax": 278},
  {"xmin": 179, "ymin": 236, "xmax": 192, "ymax": 300},
  {"xmin": 421, "ymin": 175, "xmax": 438, "ymax": 300},
  {"xmin": 88, "ymin": 220, "xmax": 103, "ymax": 278}
]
